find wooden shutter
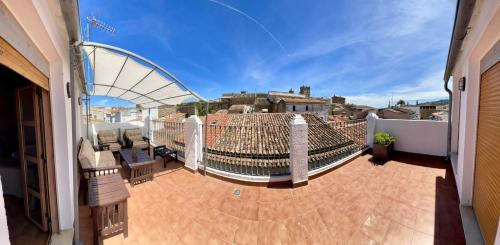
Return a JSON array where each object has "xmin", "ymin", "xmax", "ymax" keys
[
  {"xmin": 474, "ymin": 61, "xmax": 500, "ymax": 245},
  {"xmin": 0, "ymin": 37, "xmax": 49, "ymax": 90}
]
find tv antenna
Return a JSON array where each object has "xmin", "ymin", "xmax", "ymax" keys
[{"xmin": 85, "ymin": 15, "xmax": 117, "ymax": 41}]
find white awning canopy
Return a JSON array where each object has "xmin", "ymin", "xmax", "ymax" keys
[{"xmin": 78, "ymin": 41, "xmax": 206, "ymax": 108}]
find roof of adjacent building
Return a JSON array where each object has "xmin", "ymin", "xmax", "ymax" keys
[
  {"xmin": 277, "ymin": 97, "xmax": 328, "ymax": 105},
  {"xmin": 204, "ymin": 113, "xmax": 357, "ymax": 168}
]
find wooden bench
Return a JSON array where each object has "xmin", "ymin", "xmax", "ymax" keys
[{"xmin": 88, "ymin": 174, "xmax": 130, "ymax": 244}]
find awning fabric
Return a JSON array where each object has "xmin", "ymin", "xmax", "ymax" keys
[{"xmin": 79, "ymin": 41, "xmax": 206, "ymax": 108}]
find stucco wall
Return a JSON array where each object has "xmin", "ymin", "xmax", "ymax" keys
[
  {"xmin": 375, "ymin": 119, "xmax": 448, "ymax": 157},
  {"xmin": 450, "ymin": 0, "xmax": 500, "ymax": 205},
  {"xmin": 2, "ymin": 0, "xmax": 76, "ymax": 230}
]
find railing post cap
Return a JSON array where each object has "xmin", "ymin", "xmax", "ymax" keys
[
  {"xmin": 366, "ymin": 112, "xmax": 378, "ymax": 120},
  {"xmin": 185, "ymin": 115, "xmax": 202, "ymax": 124},
  {"xmin": 290, "ymin": 114, "xmax": 307, "ymax": 125}
]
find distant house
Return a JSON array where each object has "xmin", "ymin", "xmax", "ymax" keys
[
  {"xmin": 269, "ymin": 95, "xmax": 329, "ymax": 121},
  {"xmin": 331, "ymin": 95, "xmax": 346, "ymax": 105},
  {"xmin": 417, "ymin": 103, "xmax": 437, "ymax": 119},
  {"xmin": 177, "ymin": 103, "xmax": 197, "ymax": 116},
  {"xmin": 157, "ymin": 105, "xmax": 176, "ymax": 118},
  {"xmin": 228, "ymin": 104, "xmax": 251, "ymax": 114},
  {"xmin": 345, "ymin": 105, "xmax": 375, "ymax": 120},
  {"xmin": 378, "ymin": 107, "xmax": 417, "ymax": 120}
]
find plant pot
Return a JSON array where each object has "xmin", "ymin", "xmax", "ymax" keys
[{"xmin": 373, "ymin": 143, "xmax": 393, "ymax": 161}]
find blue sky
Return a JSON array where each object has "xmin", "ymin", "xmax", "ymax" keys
[{"xmin": 80, "ymin": 0, "xmax": 456, "ymax": 108}]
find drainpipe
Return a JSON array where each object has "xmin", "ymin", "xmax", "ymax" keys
[
  {"xmin": 442, "ymin": 0, "xmax": 475, "ymax": 160},
  {"xmin": 444, "ymin": 79, "xmax": 452, "ymax": 160}
]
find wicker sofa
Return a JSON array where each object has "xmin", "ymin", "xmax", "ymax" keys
[{"xmin": 77, "ymin": 138, "xmax": 121, "ymax": 204}]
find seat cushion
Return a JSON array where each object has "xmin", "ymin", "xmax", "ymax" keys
[
  {"xmin": 78, "ymin": 139, "xmax": 96, "ymax": 169},
  {"xmin": 125, "ymin": 128, "xmax": 143, "ymax": 142},
  {"xmin": 108, "ymin": 142, "xmax": 122, "ymax": 152},
  {"xmin": 132, "ymin": 140, "xmax": 149, "ymax": 149},
  {"xmin": 94, "ymin": 151, "xmax": 116, "ymax": 168},
  {"xmin": 98, "ymin": 130, "xmax": 118, "ymax": 144}
]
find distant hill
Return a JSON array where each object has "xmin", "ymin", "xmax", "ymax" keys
[{"xmin": 418, "ymin": 99, "xmax": 449, "ymax": 106}]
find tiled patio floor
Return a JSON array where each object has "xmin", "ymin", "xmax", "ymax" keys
[{"xmin": 80, "ymin": 152, "xmax": 465, "ymax": 244}]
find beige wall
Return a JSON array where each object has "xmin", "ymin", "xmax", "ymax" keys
[{"xmin": 450, "ymin": 0, "xmax": 500, "ymax": 206}]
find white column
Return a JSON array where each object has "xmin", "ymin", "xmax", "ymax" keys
[
  {"xmin": 183, "ymin": 115, "xmax": 202, "ymax": 172},
  {"xmin": 366, "ymin": 112, "xmax": 378, "ymax": 148},
  {"xmin": 289, "ymin": 114, "xmax": 308, "ymax": 187}
]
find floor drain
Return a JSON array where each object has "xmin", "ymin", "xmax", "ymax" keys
[{"xmin": 233, "ymin": 188, "xmax": 241, "ymax": 198}]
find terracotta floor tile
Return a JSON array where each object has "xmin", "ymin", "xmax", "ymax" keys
[
  {"xmin": 383, "ymin": 222, "xmax": 414, "ymax": 245},
  {"xmin": 411, "ymin": 231, "xmax": 435, "ymax": 245},
  {"xmin": 258, "ymin": 199, "xmax": 297, "ymax": 221},
  {"xmin": 257, "ymin": 220, "xmax": 283, "ymax": 245},
  {"xmin": 360, "ymin": 213, "xmax": 391, "ymax": 244},
  {"xmin": 349, "ymin": 230, "xmax": 379, "ymax": 245},
  {"xmin": 386, "ymin": 202, "xmax": 418, "ymax": 228},
  {"xmin": 300, "ymin": 210, "xmax": 334, "ymax": 244},
  {"xmin": 234, "ymin": 219, "xmax": 259, "ymax": 245},
  {"xmin": 280, "ymin": 216, "xmax": 311, "ymax": 244},
  {"xmin": 238, "ymin": 200, "xmax": 260, "ymax": 220},
  {"xmin": 414, "ymin": 209, "xmax": 436, "ymax": 235}
]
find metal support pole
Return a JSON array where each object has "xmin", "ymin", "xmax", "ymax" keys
[
  {"xmin": 70, "ymin": 44, "xmax": 82, "ymax": 245},
  {"xmin": 204, "ymin": 102, "xmax": 208, "ymax": 175},
  {"xmin": 148, "ymin": 108, "xmax": 151, "ymax": 138},
  {"xmin": 86, "ymin": 93, "xmax": 90, "ymax": 139}
]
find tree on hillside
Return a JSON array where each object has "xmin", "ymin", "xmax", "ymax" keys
[{"xmin": 396, "ymin": 99, "xmax": 406, "ymax": 106}]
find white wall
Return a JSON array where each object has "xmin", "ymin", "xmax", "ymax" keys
[
  {"xmin": 450, "ymin": 0, "xmax": 500, "ymax": 205},
  {"xmin": 2, "ymin": 0, "xmax": 76, "ymax": 230},
  {"xmin": 374, "ymin": 119, "xmax": 448, "ymax": 157}
]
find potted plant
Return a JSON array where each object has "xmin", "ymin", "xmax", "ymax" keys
[{"xmin": 373, "ymin": 132, "xmax": 395, "ymax": 161}]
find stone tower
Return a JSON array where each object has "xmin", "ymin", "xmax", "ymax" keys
[{"xmin": 299, "ymin": 85, "xmax": 311, "ymax": 97}]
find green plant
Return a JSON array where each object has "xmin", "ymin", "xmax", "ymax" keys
[{"xmin": 374, "ymin": 132, "xmax": 395, "ymax": 146}]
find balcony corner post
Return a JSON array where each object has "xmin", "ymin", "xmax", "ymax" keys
[
  {"xmin": 184, "ymin": 115, "xmax": 202, "ymax": 172},
  {"xmin": 366, "ymin": 112, "xmax": 378, "ymax": 148},
  {"xmin": 289, "ymin": 114, "xmax": 308, "ymax": 187}
]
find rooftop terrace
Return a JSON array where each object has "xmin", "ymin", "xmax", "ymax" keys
[{"xmin": 79, "ymin": 151, "xmax": 464, "ymax": 244}]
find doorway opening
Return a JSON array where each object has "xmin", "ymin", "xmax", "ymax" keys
[{"xmin": 0, "ymin": 64, "xmax": 53, "ymax": 245}]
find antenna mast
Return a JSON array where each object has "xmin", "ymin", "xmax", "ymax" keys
[{"xmin": 85, "ymin": 16, "xmax": 117, "ymax": 41}]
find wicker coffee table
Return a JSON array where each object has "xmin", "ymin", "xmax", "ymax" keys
[{"xmin": 119, "ymin": 149, "xmax": 155, "ymax": 186}]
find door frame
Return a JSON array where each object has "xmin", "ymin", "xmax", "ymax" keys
[
  {"xmin": 1, "ymin": 36, "xmax": 59, "ymax": 233},
  {"xmin": 40, "ymin": 88, "xmax": 59, "ymax": 233}
]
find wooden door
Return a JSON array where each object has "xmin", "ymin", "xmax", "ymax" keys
[
  {"xmin": 474, "ymin": 61, "xmax": 500, "ymax": 245},
  {"xmin": 16, "ymin": 85, "xmax": 48, "ymax": 231}
]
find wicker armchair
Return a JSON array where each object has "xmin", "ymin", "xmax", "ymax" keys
[
  {"xmin": 123, "ymin": 128, "xmax": 150, "ymax": 155},
  {"xmin": 97, "ymin": 129, "xmax": 122, "ymax": 153},
  {"xmin": 77, "ymin": 138, "xmax": 121, "ymax": 204}
]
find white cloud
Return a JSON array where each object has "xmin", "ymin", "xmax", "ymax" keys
[{"xmin": 345, "ymin": 71, "xmax": 448, "ymax": 107}]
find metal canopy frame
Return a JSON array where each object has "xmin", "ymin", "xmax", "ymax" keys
[{"xmin": 75, "ymin": 41, "xmax": 207, "ymax": 106}]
